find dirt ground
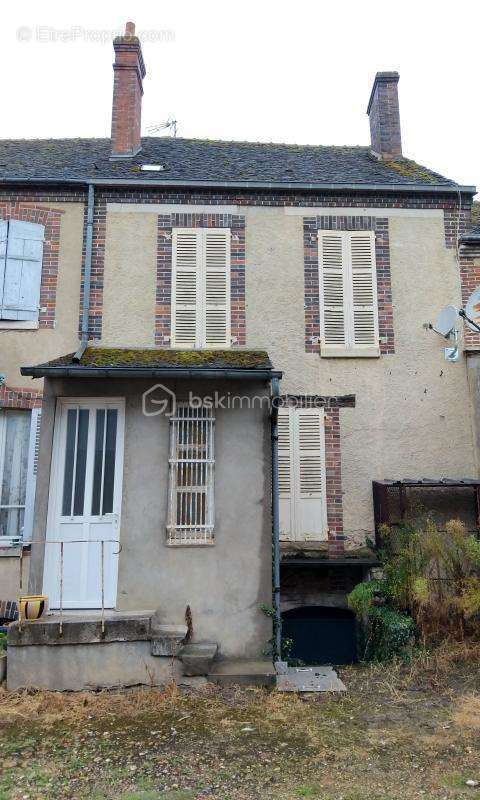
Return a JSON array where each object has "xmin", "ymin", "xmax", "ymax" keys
[{"xmin": 0, "ymin": 644, "xmax": 479, "ymax": 800}]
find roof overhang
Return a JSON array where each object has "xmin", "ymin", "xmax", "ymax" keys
[
  {"xmin": 0, "ymin": 176, "xmax": 476, "ymax": 195},
  {"xmin": 21, "ymin": 365, "xmax": 282, "ymax": 380}
]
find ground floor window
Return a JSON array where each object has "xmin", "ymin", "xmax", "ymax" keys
[
  {"xmin": 167, "ymin": 404, "xmax": 215, "ymax": 545},
  {"xmin": 278, "ymin": 406, "xmax": 328, "ymax": 541},
  {"xmin": 0, "ymin": 408, "xmax": 41, "ymax": 545}
]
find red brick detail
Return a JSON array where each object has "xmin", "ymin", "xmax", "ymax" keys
[
  {"xmin": 155, "ymin": 213, "xmax": 246, "ymax": 347},
  {"xmin": 0, "ymin": 385, "xmax": 42, "ymax": 409},
  {"xmin": 278, "ymin": 395, "xmax": 354, "ymax": 556},
  {"xmin": 0, "ymin": 203, "xmax": 63, "ymax": 328},
  {"xmin": 79, "ymin": 197, "xmax": 107, "ymax": 340},
  {"xmin": 304, "ymin": 215, "xmax": 394, "ymax": 354}
]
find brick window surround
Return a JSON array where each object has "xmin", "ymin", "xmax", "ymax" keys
[
  {"xmin": 0, "ymin": 385, "xmax": 42, "ymax": 410},
  {"xmin": 304, "ymin": 215, "xmax": 394, "ymax": 354},
  {"xmin": 0, "ymin": 203, "xmax": 63, "ymax": 329},
  {"xmin": 277, "ymin": 394, "xmax": 355, "ymax": 556},
  {"xmin": 155, "ymin": 212, "xmax": 246, "ymax": 347}
]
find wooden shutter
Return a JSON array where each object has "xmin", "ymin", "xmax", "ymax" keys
[
  {"xmin": 319, "ymin": 232, "xmax": 346, "ymax": 348},
  {"xmin": 295, "ymin": 408, "xmax": 327, "ymax": 541},
  {"xmin": 171, "ymin": 229, "xmax": 200, "ymax": 348},
  {"xmin": 23, "ymin": 409, "xmax": 42, "ymax": 542},
  {"xmin": 278, "ymin": 407, "xmax": 327, "ymax": 542},
  {"xmin": 204, "ymin": 229, "xmax": 230, "ymax": 348},
  {"xmin": 349, "ymin": 231, "xmax": 379, "ymax": 348},
  {"xmin": 278, "ymin": 408, "xmax": 293, "ymax": 541},
  {"xmin": 2, "ymin": 220, "xmax": 44, "ymax": 321},
  {"xmin": 318, "ymin": 229, "xmax": 379, "ymax": 354},
  {"xmin": 0, "ymin": 220, "xmax": 7, "ymax": 314}
]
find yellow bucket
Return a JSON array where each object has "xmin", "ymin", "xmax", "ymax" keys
[{"xmin": 19, "ymin": 595, "xmax": 48, "ymax": 622}]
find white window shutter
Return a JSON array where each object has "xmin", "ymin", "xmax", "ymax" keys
[
  {"xmin": 349, "ymin": 232, "xmax": 379, "ymax": 347},
  {"xmin": 319, "ymin": 232, "xmax": 346, "ymax": 348},
  {"xmin": 2, "ymin": 220, "xmax": 44, "ymax": 321},
  {"xmin": 295, "ymin": 408, "xmax": 328, "ymax": 541},
  {"xmin": 23, "ymin": 409, "xmax": 42, "ymax": 542},
  {"xmin": 171, "ymin": 229, "xmax": 201, "ymax": 348},
  {"xmin": 278, "ymin": 408, "xmax": 294, "ymax": 541},
  {"xmin": 204, "ymin": 229, "xmax": 230, "ymax": 348}
]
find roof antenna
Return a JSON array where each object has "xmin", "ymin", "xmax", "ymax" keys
[{"xmin": 147, "ymin": 118, "xmax": 178, "ymax": 137}]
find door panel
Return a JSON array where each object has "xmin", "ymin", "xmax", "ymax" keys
[{"xmin": 43, "ymin": 399, "xmax": 124, "ymax": 609}]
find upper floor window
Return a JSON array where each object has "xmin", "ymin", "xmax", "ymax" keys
[
  {"xmin": 318, "ymin": 230, "xmax": 379, "ymax": 357},
  {"xmin": 171, "ymin": 228, "xmax": 231, "ymax": 349},
  {"xmin": 0, "ymin": 220, "xmax": 45, "ymax": 323}
]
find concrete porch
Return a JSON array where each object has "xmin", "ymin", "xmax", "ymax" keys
[{"xmin": 6, "ymin": 609, "xmax": 276, "ymax": 691}]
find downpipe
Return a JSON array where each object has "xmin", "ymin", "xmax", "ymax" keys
[{"xmin": 73, "ymin": 183, "xmax": 94, "ymax": 363}]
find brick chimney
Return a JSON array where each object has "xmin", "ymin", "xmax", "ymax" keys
[
  {"xmin": 367, "ymin": 72, "xmax": 402, "ymax": 159},
  {"xmin": 110, "ymin": 22, "xmax": 146, "ymax": 158}
]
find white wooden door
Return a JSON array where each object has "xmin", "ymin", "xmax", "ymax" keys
[{"xmin": 43, "ymin": 398, "xmax": 125, "ymax": 609}]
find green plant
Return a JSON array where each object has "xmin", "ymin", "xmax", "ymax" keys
[
  {"xmin": 0, "ymin": 633, "xmax": 7, "ymax": 653},
  {"xmin": 260, "ymin": 604, "xmax": 297, "ymax": 663}
]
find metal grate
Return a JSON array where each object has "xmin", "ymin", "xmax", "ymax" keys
[{"xmin": 167, "ymin": 404, "xmax": 215, "ymax": 545}]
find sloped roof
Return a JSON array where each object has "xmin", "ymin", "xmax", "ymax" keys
[
  {"xmin": 21, "ymin": 347, "xmax": 280, "ymax": 378},
  {"xmin": 0, "ymin": 137, "xmax": 471, "ymax": 191}
]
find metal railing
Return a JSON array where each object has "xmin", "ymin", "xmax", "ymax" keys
[{"xmin": 18, "ymin": 538, "xmax": 122, "ymax": 635}]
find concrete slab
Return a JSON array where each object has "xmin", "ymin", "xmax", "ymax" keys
[
  {"xmin": 208, "ymin": 659, "xmax": 275, "ymax": 687},
  {"xmin": 180, "ymin": 641, "xmax": 218, "ymax": 676},
  {"xmin": 151, "ymin": 624, "xmax": 188, "ymax": 656},
  {"xmin": 7, "ymin": 640, "xmax": 181, "ymax": 691},
  {"xmin": 276, "ymin": 665, "xmax": 346, "ymax": 693}
]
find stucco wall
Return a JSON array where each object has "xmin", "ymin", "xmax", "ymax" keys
[
  {"xmin": 102, "ymin": 212, "xmax": 157, "ymax": 347},
  {"xmin": 0, "ymin": 549, "xmax": 29, "ymax": 600},
  {"xmin": 243, "ymin": 207, "xmax": 477, "ymax": 544},
  {"xmin": 29, "ymin": 377, "xmax": 272, "ymax": 658},
  {"xmin": 0, "ymin": 203, "xmax": 84, "ymax": 390}
]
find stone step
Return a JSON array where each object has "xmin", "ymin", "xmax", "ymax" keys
[
  {"xmin": 180, "ymin": 641, "xmax": 218, "ymax": 676},
  {"xmin": 150, "ymin": 624, "xmax": 188, "ymax": 656},
  {"xmin": 208, "ymin": 658, "xmax": 275, "ymax": 687}
]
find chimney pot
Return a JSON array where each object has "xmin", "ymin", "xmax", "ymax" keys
[
  {"xmin": 367, "ymin": 72, "xmax": 402, "ymax": 159},
  {"xmin": 110, "ymin": 21, "xmax": 146, "ymax": 158}
]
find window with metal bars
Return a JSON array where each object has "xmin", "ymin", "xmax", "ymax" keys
[{"xmin": 167, "ymin": 404, "xmax": 215, "ymax": 545}]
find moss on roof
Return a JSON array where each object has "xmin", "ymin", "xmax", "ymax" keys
[
  {"xmin": 381, "ymin": 158, "xmax": 442, "ymax": 185},
  {"xmin": 39, "ymin": 347, "xmax": 273, "ymax": 371}
]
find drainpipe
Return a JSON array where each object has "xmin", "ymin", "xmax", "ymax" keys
[
  {"xmin": 271, "ymin": 375, "xmax": 281, "ymax": 661},
  {"xmin": 73, "ymin": 183, "xmax": 94, "ymax": 363}
]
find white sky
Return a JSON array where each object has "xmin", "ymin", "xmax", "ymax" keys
[{"xmin": 1, "ymin": 0, "xmax": 479, "ymax": 193}]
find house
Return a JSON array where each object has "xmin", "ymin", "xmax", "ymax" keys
[{"xmin": 1, "ymin": 23, "xmax": 479, "ymax": 687}]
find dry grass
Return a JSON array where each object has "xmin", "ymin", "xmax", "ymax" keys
[{"xmin": 452, "ymin": 694, "xmax": 480, "ymax": 731}]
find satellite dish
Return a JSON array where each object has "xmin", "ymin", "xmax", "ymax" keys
[
  {"xmin": 435, "ymin": 304, "xmax": 458, "ymax": 337},
  {"xmin": 465, "ymin": 288, "xmax": 480, "ymax": 333}
]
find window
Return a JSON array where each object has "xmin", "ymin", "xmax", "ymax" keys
[
  {"xmin": 0, "ymin": 220, "xmax": 45, "ymax": 322},
  {"xmin": 171, "ymin": 228, "xmax": 230, "ymax": 348},
  {"xmin": 0, "ymin": 409, "xmax": 41, "ymax": 545},
  {"xmin": 318, "ymin": 230, "xmax": 379, "ymax": 357},
  {"xmin": 278, "ymin": 407, "xmax": 327, "ymax": 541},
  {"xmin": 167, "ymin": 404, "xmax": 215, "ymax": 545}
]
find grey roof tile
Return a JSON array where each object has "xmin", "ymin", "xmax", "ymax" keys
[{"xmin": 0, "ymin": 137, "xmax": 462, "ymax": 188}]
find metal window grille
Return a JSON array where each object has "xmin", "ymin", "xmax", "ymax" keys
[{"xmin": 167, "ymin": 404, "xmax": 215, "ymax": 545}]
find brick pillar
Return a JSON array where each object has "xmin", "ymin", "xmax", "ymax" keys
[
  {"xmin": 367, "ymin": 72, "xmax": 402, "ymax": 159},
  {"xmin": 110, "ymin": 21, "xmax": 146, "ymax": 158}
]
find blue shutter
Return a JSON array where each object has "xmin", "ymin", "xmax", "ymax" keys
[
  {"xmin": 0, "ymin": 219, "xmax": 7, "ymax": 313},
  {"xmin": 1, "ymin": 220, "xmax": 44, "ymax": 321}
]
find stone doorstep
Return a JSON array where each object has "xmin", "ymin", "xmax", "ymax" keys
[
  {"xmin": 180, "ymin": 641, "xmax": 218, "ymax": 676},
  {"xmin": 208, "ymin": 658, "xmax": 276, "ymax": 687},
  {"xmin": 8, "ymin": 610, "xmax": 156, "ymax": 647},
  {"xmin": 150, "ymin": 624, "xmax": 188, "ymax": 656}
]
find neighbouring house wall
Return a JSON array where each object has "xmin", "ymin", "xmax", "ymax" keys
[
  {"xmin": 0, "ymin": 202, "xmax": 84, "ymax": 393},
  {"xmin": 29, "ymin": 377, "xmax": 272, "ymax": 658}
]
